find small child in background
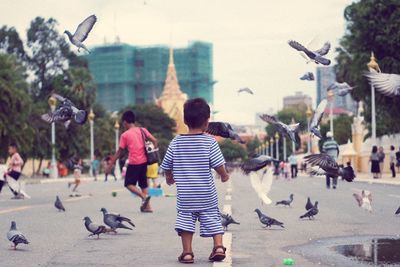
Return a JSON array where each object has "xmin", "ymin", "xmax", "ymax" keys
[
  {"xmin": 68, "ymin": 158, "xmax": 82, "ymax": 192},
  {"xmin": 343, "ymin": 161, "xmax": 356, "ymax": 182},
  {"xmin": 0, "ymin": 158, "xmax": 7, "ymax": 193},
  {"xmin": 283, "ymin": 161, "xmax": 290, "ymax": 180},
  {"xmin": 147, "ymin": 162, "xmax": 160, "ymax": 188}
]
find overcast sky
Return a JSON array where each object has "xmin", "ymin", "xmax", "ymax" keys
[{"xmin": 1, "ymin": 0, "xmax": 353, "ymax": 124}]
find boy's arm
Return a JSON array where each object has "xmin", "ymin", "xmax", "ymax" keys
[
  {"xmin": 214, "ymin": 164, "xmax": 229, "ymax": 183},
  {"xmin": 165, "ymin": 170, "xmax": 175, "ymax": 185}
]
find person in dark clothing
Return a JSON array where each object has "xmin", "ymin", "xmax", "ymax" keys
[
  {"xmin": 396, "ymin": 147, "xmax": 400, "ymax": 173},
  {"xmin": 390, "ymin": 145, "xmax": 396, "ymax": 178},
  {"xmin": 370, "ymin": 146, "xmax": 380, "ymax": 179},
  {"xmin": 343, "ymin": 161, "xmax": 356, "ymax": 182}
]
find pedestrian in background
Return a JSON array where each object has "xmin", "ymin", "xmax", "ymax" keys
[
  {"xmin": 5, "ymin": 143, "xmax": 25, "ymax": 198},
  {"xmin": 283, "ymin": 160, "xmax": 290, "ymax": 180},
  {"xmin": 0, "ymin": 158, "xmax": 7, "ymax": 193},
  {"xmin": 68, "ymin": 157, "xmax": 82, "ymax": 192},
  {"xmin": 378, "ymin": 146, "xmax": 385, "ymax": 178},
  {"xmin": 103, "ymin": 155, "xmax": 117, "ymax": 182},
  {"xmin": 370, "ymin": 146, "xmax": 380, "ymax": 179},
  {"xmin": 390, "ymin": 145, "xmax": 396, "ymax": 178},
  {"xmin": 147, "ymin": 162, "xmax": 160, "ymax": 188},
  {"xmin": 288, "ymin": 153, "xmax": 298, "ymax": 178},
  {"xmin": 322, "ymin": 132, "xmax": 339, "ymax": 189},
  {"xmin": 91, "ymin": 155, "xmax": 100, "ymax": 181},
  {"xmin": 396, "ymin": 147, "xmax": 400, "ymax": 173}
]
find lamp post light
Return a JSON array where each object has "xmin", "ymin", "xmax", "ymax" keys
[
  {"xmin": 88, "ymin": 109, "xmax": 95, "ymax": 176},
  {"xmin": 270, "ymin": 137, "xmax": 274, "ymax": 157},
  {"xmin": 327, "ymin": 89, "xmax": 335, "ymax": 137},
  {"xmin": 114, "ymin": 119, "xmax": 121, "ymax": 178},
  {"xmin": 275, "ymin": 132, "xmax": 280, "ymax": 161},
  {"xmin": 306, "ymin": 105, "xmax": 312, "ymax": 154},
  {"xmin": 48, "ymin": 96, "xmax": 58, "ymax": 179},
  {"xmin": 367, "ymin": 52, "xmax": 381, "ymax": 143},
  {"xmin": 283, "ymin": 137, "xmax": 287, "ymax": 161}
]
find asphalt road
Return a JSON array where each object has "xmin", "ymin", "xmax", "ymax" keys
[{"xmin": 0, "ymin": 172, "xmax": 400, "ymax": 267}]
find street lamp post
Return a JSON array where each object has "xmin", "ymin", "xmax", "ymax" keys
[
  {"xmin": 291, "ymin": 117, "xmax": 296, "ymax": 154},
  {"xmin": 275, "ymin": 132, "xmax": 280, "ymax": 161},
  {"xmin": 48, "ymin": 96, "xmax": 58, "ymax": 179},
  {"xmin": 327, "ymin": 89, "xmax": 335, "ymax": 137},
  {"xmin": 283, "ymin": 137, "xmax": 287, "ymax": 161},
  {"xmin": 306, "ymin": 105, "xmax": 312, "ymax": 154},
  {"xmin": 88, "ymin": 109, "xmax": 95, "ymax": 176},
  {"xmin": 270, "ymin": 137, "xmax": 274, "ymax": 157},
  {"xmin": 367, "ymin": 52, "xmax": 381, "ymax": 143},
  {"xmin": 114, "ymin": 120, "xmax": 121, "ymax": 178}
]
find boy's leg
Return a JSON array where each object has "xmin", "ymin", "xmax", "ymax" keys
[
  {"xmin": 180, "ymin": 231, "xmax": 194, "ymax": 257},
  {"xmin": 212, "ymin": 234, "xmax": 225, "ymax": 252},
  {"xmin": 198, "ymin": 208, "xmax": 225, "ymax": 261},
  {"xmin": 175, "ymin": 211, "xmax": 196, "ymax": 261}
]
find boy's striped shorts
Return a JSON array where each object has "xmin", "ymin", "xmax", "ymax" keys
[{"xmin": 175, "ymin": 207, "xmax": 224, "ymax": 237}]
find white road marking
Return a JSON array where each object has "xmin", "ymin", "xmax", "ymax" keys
[
  {"xmin": 225, "ymin": 195, "xmax": 232, "ymax": 201},
  {"xmin": 65, "ymin": 195, "xmax": 91, "ymax": 202},
  {"xmin": 388, "ymin": 194, "xmax": 400, "ymax": 199},
  {"xmin": 213, "ymin": 232, "xmax": 232, "ymax": 267},
  {"xmin": 223, "ymin": 204, "xmax": 232, "ymax": 215},
  {"xmin": 0, "ymin": 206, "xmax": 31, "ymax": 214}
]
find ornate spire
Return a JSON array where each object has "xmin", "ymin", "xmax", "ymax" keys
[
  {"xmin": 169, "ymin": 47, "xmax": 174, "ymax": 66},
  {"xmin": 160, "ymin": 46, "xmax": 186, "ymax": 98}
]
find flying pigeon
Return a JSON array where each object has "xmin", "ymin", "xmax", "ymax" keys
[
  {"xmin": 288, "ymin": 40, "xmax": 331, "ymax": 65},
  {"xmin": 7, "ymin": 221, "xmax": 29, "ymax": 249},
  {"xmin": 54, "ymin": 195, "xmax": 65, "ymax": 212},
  {"xmin": 254, "ymin": 209, "xmax": 284, "ymax": 228},
  {"xmin": 250, "ymin": 167, "xmax": 274, "ymax": 205},
  {"xmin": 328, "ymin": 82, "xmax": 355, "ymax": 97},
  {"xmin": 237, "ymin": 87, "xmax": 254, "ymax": 95},
  {"xmin": 206, "ymin": 122, "xmax": 245, "ymax": 144},
  {"xmin": 41, "ymin": 94, "xmax": 88, "ymax": 128},
  {"xmin": 364, "ymin": 71, "xmax": 400, "ymax": 97},
  {"xmin": 64, "ymin": 15, "xmax": 97, "ymax": 53},
  {"xmin": 100, "ymin": 208, "xmax": 135, "ymax": 232},
  {"xmin": 304, "ymin": 154, "xmax": 355, "ymax": 182},
  {"xmin": 353, "ymin": 190, "xmax": 372, "ymax": 212},
  {"xmin": 83, "ymin": 216, "xmax": 115, "ymax": 239},
  {"xmin": 309, "ymin": 99, "xmax": 327, "ymax": 139},
  {"xmin": 241, "ymin": 155, "xmax": 279, "ymax": 174},
  {"xmin": 305, "ymin": 197, "xmax": 313, "ymax": 211},
  {"xmin": 300, "ymin": 201, "xmax": 319, "ymax": 220},
  {"xmin": 259, "ymin": 114, "xmax": 300, "ymax": 143},
  {"xmin": 395, "ymin": 206, "xmax": 400, "ymax": 215},
  {"xmin": 275, "ymin": 194, "xmax": 294, "ymax": 207},
  {"xmin": 300, "ymin": 72, "xmax": 315, "ymax": 81},
  {"xmin": 220, "ymin": 213, "xmax": 240, "ymax": 230}
]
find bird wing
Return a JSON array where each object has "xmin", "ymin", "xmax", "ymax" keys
[
  {"xmin": 304, "ymin": 153, "xmax": 338, "ymax": 172},
  {"xmin": 306, "ymin": 166, "xmax": 326, "ymax": 176},
  {"xmin": 238, "ymin": 88, "xmax": 253, "ymax": 94},
  {"xmin": 242, "ymin": 158, "xmax": 268, "ymax": 174},
  {"xmin": 259, "ymin": 114, "xmax": 278, "ymax": 124},
  {"xmin": 206, "ymin": 122, "xmax": 229, "ymax": 138},
  {"xmin": 73, "ymin": 15, "xmax": 97, "ymax": 42},
  {"xmin": 314, "ymin": 42, "xmax": 331, "ymax": 56},
  {"xmin": 395, "ymin": 206, "xmax": 400, "ymax": 215},
  {"xmin": 310, "ymin": 99, "xmax": 327, "ymax": 128},
  {"xmin": 288, "ymin": 123, "xmax": 300, "ymax": 131},
  {"xmin": 364, "ymin": 71, "xmax": 400, "ymax": 97},
  {"xmin": 353, "ymin": 193, "xmax": 363, "ymax": 207},
  {"xmin": 288, "ymin": 40, "xmax": 308, "ymax": 52},
  {"xmin": 88, "ymin": 222, "xmax": 101, "ymax": 233}
]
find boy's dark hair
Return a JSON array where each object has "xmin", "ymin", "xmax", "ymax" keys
[
  {"xmin": 184, "ymin": 98, "xmax": 210, "ymax": 129},
  {"xmin": 9, "ymin": 143, "xmax": 17, "ymax": 149},
  {"xmin": 346, "ymin": 161, "xmax": 351, "ymax": 166},
  {"xmin": 391, "ymin": 145, "xmax": 395, "ymax": 150},
  {"xmin": 122, "ymin": 110, "xmax": 136, "ymax": 124}
]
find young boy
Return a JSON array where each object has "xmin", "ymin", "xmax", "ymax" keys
[
  {"xmin": 161, "ymin": 98, "xmax": 229, "ymax": 264},
  {"xmin": 68, "ymin": 158, "xmax": 82, "ymax": 192},
  {"xmin": 5, "ymin": 143, "xmax": 24, "ymax": 198}
]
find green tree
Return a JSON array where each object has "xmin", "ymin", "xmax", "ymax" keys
[
  {"xmin": 0, "ymin": 54, "xmax": 34, "ymax": 159},
  {"xmin": 319, "ymin": 114, "xmax": 353, "ymax": 146},
  {"xmin": 246, "ymin": 136, "xmax": 261, "ymax": 155},
  {"xmin": 0, "ymin": 26, "xmax": 26, "ymax": 60},
  {"xmin": 336, "ymin": 0, "xmax": 400, "ymax": 136},
  {"xmin": 120, "ymin": 104, "xmax": 176, "ymax": 159},
  {"xmin": 219, "ymin": 139, "xmax": 247, "ymax": 162}
]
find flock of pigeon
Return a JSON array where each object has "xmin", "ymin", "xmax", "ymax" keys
[{"xmin": 7, "ymin": 196, "xmax": 136, "ymax": 249}]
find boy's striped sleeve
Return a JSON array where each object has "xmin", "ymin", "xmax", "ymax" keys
[{"xmin": 210, "ymin": 140, "xmax": 225, "ymax": 168}]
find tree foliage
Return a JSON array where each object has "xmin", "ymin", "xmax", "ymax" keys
[
  {"xmin": 219, "ymin": 139, "xmax": 247, "ymax": 162},
  {"xmin": 319, "ymin": 114, "xmax": 353, "ymax": 146},
  {"xmin": 336, "ymin": 0, "xmax": 400, "ymax": 136}
]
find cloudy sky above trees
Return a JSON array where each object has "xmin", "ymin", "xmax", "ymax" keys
[{"xmin": 1, "ymin": 0, "xmax": 353, "ymax": 124}]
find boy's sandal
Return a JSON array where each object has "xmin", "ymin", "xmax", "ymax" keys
[
  {"xmin": 209, "ymin": 246, "xmax": 226, "ymax": 262},
  {"xmin": 178, "ymin": 252, "xmax": 194, "ymax": 264},
  {"xmin": 140, "ymin": 196, "xmax": 151, "ymax": 212}
]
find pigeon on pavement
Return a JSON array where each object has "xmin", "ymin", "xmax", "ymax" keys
[
  {"xmin": 305, "ymin": 197, "xmax": 314, "ymax": 211},
  {"xmin": 41, "ymin": 94, "xmax": 88, "ymax": 128},
  {"xmin": 220, "ymin": 213, "xmax": 240, "ymax": 230},
  {"xmin": 254, "ymin": 209, "xmax": 284, "ymax": 228},
  {"xmin": 237, "ymin": 87, "xmax": 254, "ymax": 95},
  {"xmin": 353, "ymin": 190, "xmax": 372, "ymax": 212},
  {"xmin": 364, "ymin": 71, "xmax": 400, "ymax": 97},
  {"xmin": 100, "ymin": 208, "xmax": 135, "ymax": 232},
  {"xmin": 259, "ymin": 114, "xmax": 300, "ymax": 143},
  {"xmin": 328, "ymin": 82, "xmax": 354, "ymax": 97},
  {"xmin": 305, "ymin": 154, "xmax": 355, "ymax": 182},
  {"xmin": 206, "ymin": 122, "xmax": 245, "ymax": 144},
  {"xmin": 54, "ymin": 195, "xmax": 65, "ymax": 212},
  {"xmin": 276, "ymin": 194, "xmax": 294, "ymax": 207},
  {"xmin": 241, "ymin": 155, "xmax": 279, "ymax": 174},
  {"xmin": 83, "ymin": 216, "xmax": 115, "ymax": 239},
  {"xmin": 64, "ymin": 15, "xmax": 97, "ymax": 53},
  {"xmin": 288, "ymin": 40, "xmax": 331, "ymax": 65},
  {"xmin": 7, "ymin": 221, "xmax": 29, "ymax": 249},
  {"xmin": 299, "ymin": 201, "xmax": 319, "ymax": 220},
  {"xmin": 300, "ymin": 72, "xmax": 315, "ymax": 81},
  {"xmin": 395, "ymin": 206, "xmax": 400, "ymax": 215},
  {"xmin": 309, "ymin": 99, "xmax": 327, "ymax": 139}
]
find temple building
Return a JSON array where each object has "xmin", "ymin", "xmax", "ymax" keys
[{"xmin": 157, "ymin": 48, "xmax": 188, "ymax": 134}]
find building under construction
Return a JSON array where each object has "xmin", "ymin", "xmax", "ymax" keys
[{"xmin": 86, "ymin": 41, "xmax": 215, "ymax": 111}]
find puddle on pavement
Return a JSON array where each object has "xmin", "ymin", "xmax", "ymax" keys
[{"xmin": 333, "ymin": 238, "xmax": 400, "ymax": 265}]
